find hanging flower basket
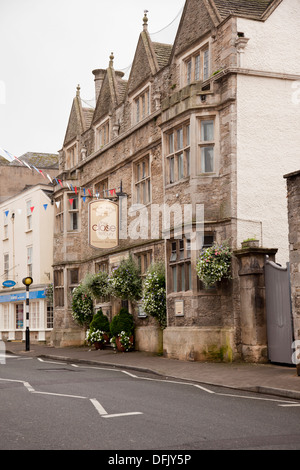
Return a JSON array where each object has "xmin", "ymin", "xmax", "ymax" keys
[{"xmin": 196, "ymin": 242, "xmax": 232, "ymax": 288}]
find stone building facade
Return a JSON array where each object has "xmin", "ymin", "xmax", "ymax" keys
[
  {"xmin": 285, "ymin": 170, "xmax": 300, "ymax": 348},
  {"xmin": 51, "ymin": 0, "xmax": 300, "ymax": 362},
  {"xmin": 0, "ymin": 152, "xmax": 59, "ymax": 203}
]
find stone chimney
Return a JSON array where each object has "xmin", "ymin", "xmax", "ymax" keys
[{"xmin": 92, "ymin": 68, "xmax": 106, "ymax": 101}]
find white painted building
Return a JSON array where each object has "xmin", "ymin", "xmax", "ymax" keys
[
  {"xmin": 234, "ymin": 0, "xmax": 300, "ymax": 265},
  {"xmin": 0, "ymin": 184, "xmax": 54, "ymax": 342}
]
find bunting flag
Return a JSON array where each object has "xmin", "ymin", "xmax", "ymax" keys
[
  {"xmin": 0, "ymin": 148, "xmax": 14, "ymax": 163},
  {"xmin": 43, "ymin": 204, "xmax": 48, "ymax": 211},
  {"xmin": 4, "ymin": 210, "xmax": 9, "ymax": 217},
  {"xmin": 0, "ymin": 146, "xmax": 122, "ymax": 207},
  {"xmin": 30, "ymin": 206, "xmax": 34, "ymax": 213}
]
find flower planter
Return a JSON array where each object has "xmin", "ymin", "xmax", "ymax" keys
[
  {"xmin": 103, "ymin": 333, "xmax": 110, "ymax": 345},
  {"xmin": 116, "ymin": 335, "xmax": 134, "ymax": 352},
  {"xmin": 241, "ymin": 240, "xmax": 259, "ymax": 249},
  {"xmin": 93, "ymin": 341, "xmax": 105, "ymax": 350}
]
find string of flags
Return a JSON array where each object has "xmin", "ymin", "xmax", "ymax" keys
[
  {"xmin": 4, "ymin": 205, "xmax": 49, "ymax": 218},
  {"xmin": 0, "ymin": 147, "xmax": 122, "ymax": 206}
]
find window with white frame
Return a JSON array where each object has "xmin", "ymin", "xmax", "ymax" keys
[
  {"xmin": 134, "ymin": 156, "xmax": 151, "ymax": 205},
  {"xmin": 27, "ymin": 246, "xmax": 33, "ymax": 278},
  {"xmin": 26, "ymin": 200, "xmax": 32, "ymax": 231},
  {"xmin": 95, "ymin": 120, "xmax": 110, "ymax": 150},
  {"xmin": 3, "ymin": 253, "xmax": 9, "ymax": 281},
  {"xmin": 16, "ymin": 304, "xmax": 23, "ymax": 329},
  {"xmin": 134, "ymin": 87, "xmax": 150, "ymax": 124},
  {"xmin": 68, "ymin": 194, "xmax": 79, "ymax": 231},
  {"xmin": 3, "ymin": 212, "xmax": 8, "ymax": 239},
  {"xmin": 166, "ymin": 122, "xmax": 190, "ymax": 184},
  {"xmin": 30, "ymin": 302, "xmax": 39, "ymax": 329},
  {"xmin": 184, "ymin": 45, "xmax": 210, "ymax": 86},
  {"xmin": 2, "ymin": 304, "xmax": 9, "ymax": 330},
  {"xmin": 198, "ymin": 119, "xmax": 215, "ymax": 174}
]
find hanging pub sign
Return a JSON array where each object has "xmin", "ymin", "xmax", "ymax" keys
[{"xmin": 89, "ymin": 199, "xmax": 119, "ymax": 249}]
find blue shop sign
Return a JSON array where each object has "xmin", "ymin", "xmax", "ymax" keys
[
  {"xmin": 2, "ymin": 280, "xmax": 16, "ymax": 288},
  {"xmin": 0, "ymin": 290, "xmax": 46, "ymax": 303}
]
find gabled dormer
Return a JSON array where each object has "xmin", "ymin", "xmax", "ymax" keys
[
  {"xmin": 92, "ymin": 54, "xmax": 127, "ymax": 152},
  {"xmin": 63, "ymin": 85, "xmax": 93, "ymax": 170},
  {"xmin": 126, "ymin": 12, "xmax": 172, "ymax": 126}
]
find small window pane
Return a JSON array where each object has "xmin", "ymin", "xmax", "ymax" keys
[
  {"xmin": 169, "ymin": 133, "xmax": 174, "ymax": 154},
  {"xmin": 201, "ymin": 121, "xmax": 214, "ymax": 141},
  {"xmin": 203, "ymin": 49, "xmax": 209, "ymax": 81},
  {"xmin": 172, "ymin": 266, "xmax": 177, "ymax": 292},
  {"xmin": 187, "ymin": 60, "xmax": 192, "ymax": 84},
  {"xmin": 170, "ymin": 157, "xmax": 175, "ymax": 183},
  {"xmin": 195, "ymin": 55, "xmax": 200, "ymax": 81},
  {"xmin": 177, "ymin": 129, "xmax": 183, "ymax": 150},
  {"xmin": 201, "ymin": 147, "xmax": 214, "ymax": 173},
  {"xmin": 178, "ymin": 153, "xmax": 184, "ymax": 180}
]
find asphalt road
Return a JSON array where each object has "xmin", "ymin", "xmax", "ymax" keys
[{"xmin": 1, "ymin": 354, "xmax": 300, "ymax": 452}]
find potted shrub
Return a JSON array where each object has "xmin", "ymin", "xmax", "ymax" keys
[
  {"xmin": 196, "ymin": 242, "xmax": 232, "ymax": 288},
  {"xmin": 89, "ymin": 308, "xmax": 110, "ymax": 344},
  {"xmin": 110, "ymin": 307, "xmax": 134, "ymax": 352}
]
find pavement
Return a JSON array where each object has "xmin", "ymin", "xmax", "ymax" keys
[{"xmin": 3, "ymin": 341, "xmax": 300, "ymax": 401}]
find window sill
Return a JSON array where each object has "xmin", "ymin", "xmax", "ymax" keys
[
  {"xmin": 197, "ymin": 172, "xmax": 216, "ymax": 177},
  {"xmin": 25, "ymin": 229, "xmax": 33, "ymax": 234},
  {"xmin": 165, "ymin": 177, "xmax": 190, "ymax": 188}
]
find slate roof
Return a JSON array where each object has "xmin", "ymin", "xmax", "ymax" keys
[
  {"xmin": 14, "ymin": 152, "xmax": 59, "ymax": 169},
  {"xmin": 212, "ymin": 0, "xmax": 276, "ymax": 20},
  {"xmin": 0, "ymin": 152, "xmax": 59, "ymax": 168},
  {"xmin": 82, "ymin": 107, "xmax": 94, "ymax": 130},
  {"xmin": 153, "ymin": 42, "xmax": 173, "ymax": 69},
  {"xmin": 0, "ymin": 156, "xmax": 8, "ymax": 166}
]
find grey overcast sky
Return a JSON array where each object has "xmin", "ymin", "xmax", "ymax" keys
[{"xmin": 0, "ymin": 0, "xmax": 185, "ymax": 158}]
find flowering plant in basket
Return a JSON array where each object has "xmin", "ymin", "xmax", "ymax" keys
[
  {"xmin": 196, "ymin": 242, "xmax": 232, "ymax": 288},
  {"xmin": 86, "ymin": 329, "xmax": 106, "ymax": 346}
]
